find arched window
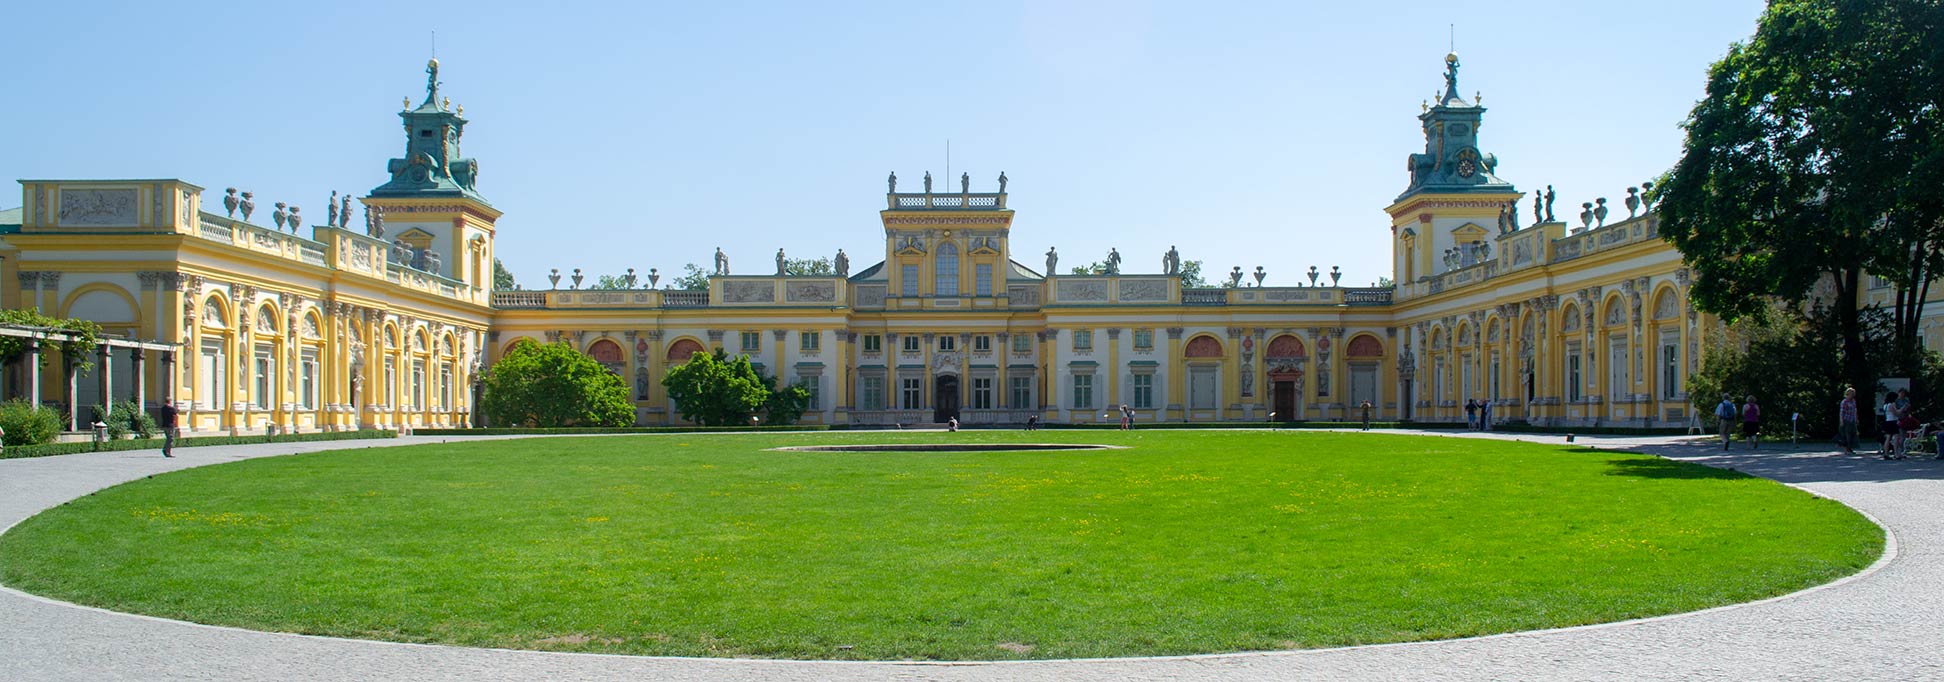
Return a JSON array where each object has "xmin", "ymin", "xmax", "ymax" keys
[{"xmin": 935, "ymin": 242, "xmax": 959, "ymax": 296}]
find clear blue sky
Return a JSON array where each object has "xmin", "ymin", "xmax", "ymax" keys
[{"xmin": 4, "ymin": 0, "xmax": 1765, "ymax": 288}]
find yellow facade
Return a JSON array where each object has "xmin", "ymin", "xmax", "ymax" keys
[{"xmin": 0, "ymin": 57, "xmax": 1759, "ymax": 431}]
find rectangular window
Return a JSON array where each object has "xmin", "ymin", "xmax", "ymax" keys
[
  {"xmin": 901, "ymin": 264, "xmax": 919, "ymax": 296},
  {"xmin": 385, "ymin": 365, "xmax": 397, "ymax": 407},
  {"xmin": 1010, "ymin": 376, "xmax": 1033, "ymax": 408},
  {"xmin": 1567, "ymin": 347, "xmax": 1583, "ymax": 402},
  {"xmin": 901, "ymin": 377, "xmax": 923, "ymax": 410},
  {"xmin": 412, "ymin": 360, "xmax": 426, "ymax": 409},
  {"xmin": 1012, "ymin": 335, "xmax": 1031, "ymax": 354},
  {"xmin": 740, "ymin": 331, "xmax": 761, "ymax": 352},
  {"xmin": 1073, "ymin": 330, "xmax": 1093, "ymax": 351},
  {"xmin": 800, "ymin": 331, "xmax": 820, "ymax": 352},
  {"xmin": 902, "ymin": 335, "xmax": 920, "ymax": 353},
  {"xmin": 1133, "ymin": 329, "xmax": 1154, "ymax": 350},
  {"xmin": 803, "ymin": 377, "xmax": 821, "ymax": 410},
  {"xmin": 938, "ymin": 335, "xmax": 956, "ymax": 353},
  {"xmin": 1132, "ymin": 373, "xmax": 1154, "ymax": 409},
  {"xmin": 1072, "ymin": 373, "xmax": 1093, "ymax": 409},
  {"xmin": 936, "ymin": 255, "xmax": 958, "ymax": 297},
  {"xmin": 440, "ymin": 363, "xmax": 453, "ymax": 410},
  {"xmin": 253, "ymin": 347, "xmax": 272, "ymax": 410},
  {"xmin": 861, "ymin": 376, "xmax": 884, "ymax": 410},
  {"xmin": 975, "ymin": 264, "xmax": 993, "ymax": 296},
  {"xmin": 972, "ymin": 377, "xmax": 993, "ymax": 409},
  {"xmin": 199, "ymin": 340, "xmax": 225, "ymax": 410},
  {"xmin": 863, "ymin": 334, "xmax": 882, "ymax": 353},
  {"xmin": 1490, "ymin": 352, "xmax": 1502, "ymax": 401},
  {"xmin": 973, "ymin": 335, "xmax": 992, "ymax": 353},
  {"xmin": 300, "ymin": 350, "xmax": 318, "ymax": 410},
  {"xmin": 1662, "ymin": 341, "xmax": 1680, "ymax": 399}
]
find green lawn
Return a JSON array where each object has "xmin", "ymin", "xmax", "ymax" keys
[{"xmin": 0, "ymin": 431, "xmax": 1882, "ymax": 660}]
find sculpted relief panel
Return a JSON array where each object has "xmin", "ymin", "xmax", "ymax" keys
[
  {"xmin": 58, "ymin": 188, "xmax": 138, "ymax": 226},
  {"xmin": 1057, "ymin": 280, "xmax": 1109, "ymax": 303},
  {"xmin": 723, "ymin": 281, "xmax": 776, "ymax": 303},
  {"xmin": 1118, "ymin": 278, "xmax": 1169, "ymax": 302},
  {"xmin": 785, "ymin": 281, "xmax": 836, "ymax": 303}
]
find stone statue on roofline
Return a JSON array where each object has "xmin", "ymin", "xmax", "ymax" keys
[
  {"xmin": 1045, "ymin": 246, "xmax": 1058, "ymax": 275},
  {"xmin": 960, "ymin": 172, "xmax": 969, "ymax": 194},
  {"xmin": 715, "ymin": 247, "xmax": 730, "ymax": 276},
  {"xmin": 327, "ymin": 191, "xmax": 339, "ymax": 227},
  {"xmin": 887, "ymin": 171, "xmax": 897, "ymax": 193},
  {"xmin": 998, "ymin": 171, "xmax": 1008, "ymax": 193},
  {"xmin": 776, "ymin": 248, "xmax": 787, "ymax": 275},
  {"xmin": 834, "ymin": 249, "xmax": 850, "ymax": 277},
  {"xmin": 340, "ymin": 193, "xmax": 353, "ymax": 228},
  {"xmin": 923, "ymin": 171, "xmax": 933, "ymax": 193}
]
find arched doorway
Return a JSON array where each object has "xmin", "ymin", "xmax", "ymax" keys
[
  {"xmin": 934, "ymin": 375, "xmax": 960, "ymax": 423},
  {"xmin": 1265, "ymin": 334, "xmax": 1306, "ymax": 421}
]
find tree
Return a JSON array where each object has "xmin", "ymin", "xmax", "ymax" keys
[
  {"xmin": 1659, "ymin": 0, "xmax": 1944, "ymax": 397},
  {"xmin": 1688, "ymin": 303, "xmax": 1943, "ymax": 438},
  {"xmin": 492, "ymin": 258, "xmax": 519, "ymax": 291},
  {"xmin": 783, "ymin": 257, "xmax": 834, "ymax": 276},
  {"xmin": 662, "ymin": 348, "xmax": 770, "ymax": 425},
  {"xmin": 592, "ymin": 274, "xmax": 630, "ymax": 290},
  {"xmin": 762, "ymin": 375, "xmax": 813, "ymax": 425},
  {"xmin": 1069, "ymin": 261, "xmax": 1109, "ymax": 276},
  {"xmin": 0, "ymin": 309, "xmax": 102, "ymax": 373},
  {"xmin": 673, "ymin": 263, "xmax": 711, "ymax": 291},
  {"xmin": 1177, "ymin": 259, "xmax": 1208, "ymax": 289},
  {"xmin": 480, "ymin": 339, "xmax": 634, "ymax": 427}
]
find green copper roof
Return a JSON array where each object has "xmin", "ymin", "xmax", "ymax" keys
[
  {"xmin": 1395, "ymin": 53, "xmax": 1516, "ymax": 202},
  {"xmin": 370, "ymin": 59, "xmax": 489, "ymax": 204}
]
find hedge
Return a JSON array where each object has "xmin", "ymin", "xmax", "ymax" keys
[
  {"xmin": 412, "ymin": 425, "xmax": 832, "ymax": 436},
  {"xmin": 0, "ymin": 429, "xmax": 399, "ymax": 460}
]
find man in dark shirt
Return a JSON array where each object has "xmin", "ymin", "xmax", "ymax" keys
[{"xmin": 158, "ymin": 402, "xmax": 179, "ymax": 458}]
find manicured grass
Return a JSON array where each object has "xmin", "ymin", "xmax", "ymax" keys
[{"xmin": 0, "ymin": 431, "xmax": 1881, "ymax": 660}]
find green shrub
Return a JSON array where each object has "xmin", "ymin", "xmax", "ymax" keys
[
  {"xmin": 0, "ymin": 429, "xmax": 398, "ymax": 460},
  {"xmin": 0, "ymin": 399, "xmax": 62, "ymax": 446},
  {"xmin": 106, "ymin": 401, "xmax": 157, "ymax": 439}
]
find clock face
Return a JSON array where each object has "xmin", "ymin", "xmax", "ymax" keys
[{"xmin": 1457, "ymin": 159, "xmax": 1477, "ymax": 178}]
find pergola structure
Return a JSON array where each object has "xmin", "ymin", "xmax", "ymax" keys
[{"xmin": 0, "ymin": 324, "xmax": 178, "ymax": 432}]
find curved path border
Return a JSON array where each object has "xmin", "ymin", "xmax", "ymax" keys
[{"xmin": 2, "ymin": 432, "xmax": 1938, "ymax": 681}]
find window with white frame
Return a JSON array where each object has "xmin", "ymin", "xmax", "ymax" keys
[
  {"xmin": 1132, "ymin": 373, "xmax": 1154, "ymax": 409},
  {"xmin": 975, "ymin": 263, "xmax": 993, "ymax": 296},
  {"xmin": 253, "ymin": 346, "xmax": 273, "ymax": 409},
  {"xmin": 973, "ymin": 335, "xmax": 992, "ymax": 353},
  {"xmin": 199, "ymin": 339, "xmax": 225, "ymax": 409},
  {"xmin": 1566, "ymin": 344, "xmax": 1583, "ymax": 402},
  {"xmin": 1133, "ymin": 329, "xmax": 1154, "ymax": 350},
  {"xmin": 802, "ymin": 377, "xmax": 821, "ymax": 409},
  {"xmin": 901, "ymin": 377, "xmax": 922, "ymax": 410},
  {"xmin": 740, "ymin": 332, "xmax": 761, "ymax": 353},
  {"xmin": 938, "ymin": 335, "xmax": 956, "ymax": 353},
  {"xmin": 300, "ymin": 350, "xmax": 318, "ymax": 410},
  {"xmin": 861, "ymin": 376, "xmax": 884, "ymax": 410},
  {"xmin": 412, "ymin": 360, "xmax": 426, "ymax": 409},
  {"xmin": 800, "ymin": 331, "xmax": 820, "ymax": 352},
  {"xmin": 1661, "ymin": 332, "xmax": 1680, "ymax": 399},
  {"xmin": 902, "ymin": 335, "xmax": 920, "ymax": 353},
  {"xmin": 1010, "ymin": 375, "xmax": 1033, "ymax": 408},
  {"xmin": 1013, "ymin": 334, "xmax": 1031, "ymax": 354},
  {"xmin": 440, "ymin": 362, "xmax": 453, "ymax": 410},
  {"xmin": 385, "ymin": 365, "xmax": 397, "ymax": 406},
  {"xmin": 901, "ymin": 264, "xmax": 919, "ymax": 296},
  {"xmin": 935, "ymin": 243, "xmax": 959, "ymax": 296},
  {"xmin": 1072, "ymin": 373, "xmax": 1094, "ymax": 409},
  {"xmin": 972, "ymin": 377, "xmax": 993, "ymax": 409},
  {"xmin": 1073, "ymin": 330, "xmax": 1093, "ymax": 351},
  {"xmin": 863, "ymin": 334, "xmax": 882, "ymax": 353}
]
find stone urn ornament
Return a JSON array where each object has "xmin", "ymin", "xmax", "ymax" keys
[
  {"xmin": 548, "ymin": 268, "xmax": 561, "ymax": 288},
  {"xmin": 1307, "ymin": 265, "xmax": 1319, "ymax": 286},
  {"xmin": 239, "ymin": 191, "xmax": 255, "ymax": 221},
  {"xmin": 1579, "ymin": 202, "xmax": 1594, "ymax": 229},
  {"xmin": 571, "ymin": 268, "xmax": 584, "ymax": 289},
  {"xmin": 1229, "ymin": 266, "xmax": 1244, "ymax": 288},
  {"xmin": 1330, "ymin": 265, "xmax": 1342, "ymax": 286},
  {"xmin": 1640, "ymin": 181, "xmax": 1657, "ymax": 212},
  {"xmin": 1254, "ymin": 266, "xmax": 1267, "ymax": 287},
  {"xmin": 624, "ymin": 267, "xmax": 638, "ymax": 288},
  {"xmin": 1624, "ymin": 186, "xmax": 1641, "ymax": 218},
  {"xmin": 648, "ymin": 268, "xmax": 660, "ymax": 288},
  {"xmin": 223, "ymin": 188, "xmax": 240, "ymax": 217},
  {"xmin": 272, "ymin": 202, "xmax": 288, "ymax": 229},
  {"xmin": 286, "ymin": 206, "xmax": 301, "ymax": 232},
  {"xmin": 1593, "ymin": 197, "xmax": 1609, "ymax": 227}
]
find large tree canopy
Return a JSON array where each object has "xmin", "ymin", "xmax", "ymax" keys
[
  {"xmin": 1659, "ymin": 0, "xmax": 1944, "ymax": 390},
  {"xmin": 662, "ymin": 348, "xmax": 771, "ymax": 426},
  {"xmin": 480, "ymin": 340, "xmax": 634, "ymax": 427}
]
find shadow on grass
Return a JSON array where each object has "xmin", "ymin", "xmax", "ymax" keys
[{"xmin": 1603, "ymin": 457, "xmax": 1750, "ymax": 480}]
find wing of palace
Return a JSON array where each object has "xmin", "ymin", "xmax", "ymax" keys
[{"xmin": 0, "ymin": 55, "xmax": 1837, "ymax": 434}]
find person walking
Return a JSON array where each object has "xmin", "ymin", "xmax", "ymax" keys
[
  {"xmin": 158, "ymin": 400, "xmax": 179, "ymax": 458},
  {"xmin": 1741, "ymin": 395, "xmax": 1761, "ymax": 449},
  {"xmin": 1464, "ymin": 399, "xmax": 1478, "ymax": 430},
  {"xmin": 1480, "ymin": 399, "xmax": 1492, "ymax": 432},
  {"xmin": 1837, "ymin": 387, "xmax": 1859, "ymax": 456},
  {"xmin": 1360, "ymin": 400, "xmax": 1373, "ymax": 431},
  {"xmin": 1882, "ymin": 392, "xmax": 1903, "ymax": 459},
  {"xmin": 1119, "ymin": 405, "xmax": 1133, "ymax": 431},
  {"xmin": 1715, "ymin": 394, "xmax": 1737, "ymax": 451}
]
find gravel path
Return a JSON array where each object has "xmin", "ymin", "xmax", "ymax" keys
[{"xmin": 1, "ymin": 432, "xmax": 1938, "ymax": 681}]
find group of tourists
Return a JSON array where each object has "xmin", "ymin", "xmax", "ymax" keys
[
  {"xmin": 1713, "ymin": 394, "xmax": 1762, "ymax": 450},
  {"xmin": 1838, "ymin": 387, "xmax": 1943, "ymax": 460},
  {"xmin": 1463, "ymin": 399, "xmax": 1492, "ymax": 431}
]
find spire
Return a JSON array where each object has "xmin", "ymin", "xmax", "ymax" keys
[
  {"xmin": 1397, "ymin": 52, "xmax": 1514, "ymax": 201},
  {"xmin": 1440, "ymin": 52, "xmax": 1464, "ymax": 106},
  {"xmin": 420, "ymin": 58, "xmax": 442, "ymax": 110}
]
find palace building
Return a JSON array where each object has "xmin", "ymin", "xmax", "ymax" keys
[{"xmin": 1, "ymin": 55, "xmax": 1720, "ymax": 433}]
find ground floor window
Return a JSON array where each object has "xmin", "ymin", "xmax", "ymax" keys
[
  {"xmin": 300, "ymin": 350, "xmax": 318, "ymax": 410},
  {"xmin": 1566, "ymin": 345, "xmax": 1583, "ymax": 402},
  {"xmin": 412, "ymin": 360, "xmax": 426, "ymax": 409},
  {"xmin": 1010, "ymin": 376, "xmax": 1033, "ymax": 408},
  {"xmin": 1071, "ymin": 373, "xmax": 1093, "ymax": 409},
  {"xmin": 1661, "ymin": 333, "xmax": 1680, "ymax": 399},
  {"xmin": 253, "ymin": 345, "xmax": 273, "ymax": 410},
  {"xmin": 199, "ymin": 339, "xmax": 225, "ymax": 409},
  {"xmin": 860, "ymin": 376, "xmax": 884, "ymax": 410},
  {"xmin": 901, "ymin": 377, "xmax": 922, "ymax": 410},
  {"xmin": 803, "ymin": 377, "xmax": 821, "ymax": 409},
  {"xmin": 1131, "ymin": 373, "xmax": 1154, "ymax": 409},
  {"xmin": 971, "ymin": 376, "xmax": 993, "ymax": 409},
  {"xmin": 385, "ymin": 363, "xmax": 397, "ymax": 407},
  {"xmin": 440, "ymin": 362, "xmax": 454, "ymax": 410}
]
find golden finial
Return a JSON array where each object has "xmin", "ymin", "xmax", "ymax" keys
[
  {"xmin": 442, "ymin": 96, "xmax": 450, "ymax": 111},
  {"xmin": 1421, "ymin": 100, "xmax": 1429, "ymax": 113},
  {"xmin": 1475, "ymin": 91, "xmax": 1483, "ymax": 104},
  {"xmin": 403, "ymin": 96, "xmax": 410, "ymax": 109},
  {"xmin": 456, "ymin": 103, "xmax": 464, "ymax": 116}
]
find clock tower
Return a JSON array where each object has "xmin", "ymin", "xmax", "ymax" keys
[{"xmin": 1385, "ymin": 52, "xmax": 1521, "ymax": 296}]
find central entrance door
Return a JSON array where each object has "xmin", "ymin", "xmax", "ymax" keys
[
  {"xmin": 1272, "ymin": 381, "xmax": 1296, "ymax": 421},
  {"xmin": 934, "ymin": 375, "xmax": 960, "ymax": 423}
]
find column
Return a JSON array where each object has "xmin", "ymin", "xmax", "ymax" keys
[
  {"xmin": 885, "ymin": 333, "xmax": 899, "ymax": 417},
  {"xmin": 995, "ymin": 333, "xmax": 1010, "ymax": 409},
  {"xmin": 920, "ymin": 333, "xmax": 934, "ymax": 413},
  {"xmin": 647, "ymin": 330, "xmax": 666, "ymax": 424},
  {"xmin": 832, "ymin": 331, "xmax": 851, "ymax": 422},
  {"xmin": 25, "ymin": 339, "xmax": 41, "ymax": 409},
  {"xmin": 1165, "ymin": 328, "xmax": 1184, "ymax": 421},
  {"xmin": 1105, "ymin": 329, "xmax": 1122, "ymax": 413},
  {"xmin": 131, "ymin": 348, "xmax": 146, "ymax": 409}
]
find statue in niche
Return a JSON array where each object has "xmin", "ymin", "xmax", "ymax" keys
[
  {"xmin": 635, "ymin": 368, "xmax": 650, "ymax": 400},
  {"xmin": 1045, "ymin": 247, "xmax": 1058, "ymax": 275},
  {"xmin": 834, "ymin": 249, "xmax": 850, "ymax": 277},
  {"xmin": 998, "ymin": 171, "xmax": 1008, "ymax": 193},
  {"xmin": 923, "ymin": 171, "xmax": 933, "ymax": 193},
  {"xmin": 887, "ymin": 171, "xmax": 897, "ymax": 193},
  {"xmin": 960, "ymin": 172, "xmax": 969, "ymax": 194},
  {"xmin": 1106, "ymin": 248, "xmax": 1122, "ymax": 275},
  {"xmin": 715, "ymin": 247, "xmax": 730, "ymax": 275}
]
